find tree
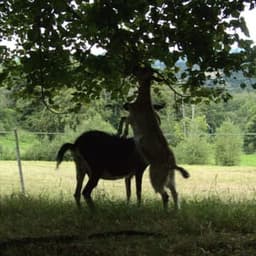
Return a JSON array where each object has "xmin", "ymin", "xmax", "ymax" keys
[
  {"xmin": 0, "ymin": 88, "xmax": 17, "ymax": 130},
  {"xmin": 175, "ymin": 116, "xmax": 212, "ymax": 164},
  {"xmin": 215, "ymin": 120, "xmax": 243, "ymax": 165},
  {"xmin": 244, "ymin": 114, "xmax": 256, "ymax": 153},
  {"xmin": 0, "ymin": 1, "xmax": 256, "ymax": 109}
]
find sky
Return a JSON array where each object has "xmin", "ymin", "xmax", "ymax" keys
[{"xmin": 242, "ymin": 7, "xmax": 256, "ymax": 43}]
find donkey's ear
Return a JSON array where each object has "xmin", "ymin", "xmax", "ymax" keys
[{"xmin": 123, "ymin": 103, "xmax": 130, "ymax": 111}]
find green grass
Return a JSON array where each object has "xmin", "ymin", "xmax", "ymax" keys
[
  {"xmin": 0, "ymin": 195, "xmax": 256, "ymax": 256},
  {"xmin": 1, "ymin": 161, "xmax": 256, "ymax": 255},
  {"xmin": 240, "ymin": 153, "xmax": 256, "ymax": 166}
]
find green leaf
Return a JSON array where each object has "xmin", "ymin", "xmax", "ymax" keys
[
  {"xmin": 251, "ymin": 83, "xmax": 256, "ymax": 89},
  {"xmin": 0, "ymin": 0, "xmax": 255, "ymax": 105},
  {"xmin": 0, "ymin": 71, "xmax": 8, "ymax": 83},
  {"xmin": 28, "ymin": 27, "xmax": 40, "ymax": 42},
  {"xmin": 240, "ymin": 82, "xmax": 246, "ymax": 89},
  {"xmin": 54, "ymin": 0, "xmax": 67, "ymax": 12}
]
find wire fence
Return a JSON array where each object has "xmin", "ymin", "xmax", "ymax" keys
[
  {"xmin": 0, "ymin": 130, "xmax": 64, "ymax": 195},
  {"xmin": 0, "ymin": 129, "xmax": 256, "ymax": 195},
  {"xmin": 1, "ymin": 129, "xmax": 256, "ymax": 161}
]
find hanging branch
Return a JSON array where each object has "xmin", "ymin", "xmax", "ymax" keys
[
  {"xmin": 39, "ymin": 85, "xmax": 68, "ymax": 115},
  {"xmin": 152, "ymin": 70, "xmax": 190, "ymax": 98},
  {"xmin": 35, "ymin": 15, "xmax": 68, "ymax": 115}
]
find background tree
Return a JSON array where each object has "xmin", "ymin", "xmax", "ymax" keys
[
  {"xmin": 0, "ymin": 88, "xmax": 17, "ymax": 130},
  {"xmin": 244, "ymin": 115, "xmax": 256, "ymax": 153},
  {"xmin": 0, "ymin": 0, "xmax": 256, "ymax": 113},
  {"xmin": 175, "ymin": 116, "xmax": 212, "ymax": 164},
  {"xmin": 215, "ymin": 120, "xmax": 243, "ymax": 166}
]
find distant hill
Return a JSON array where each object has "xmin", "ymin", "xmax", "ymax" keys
[{"xmin": 153, "ymin": 59, "xmax": 256, "ymax": 92}]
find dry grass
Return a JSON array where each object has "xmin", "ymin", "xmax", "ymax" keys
[{"xmin": 1, "ymin": 161, "xmax": 256, "ymax": 202}]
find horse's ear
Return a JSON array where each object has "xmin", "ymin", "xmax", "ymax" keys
[
  {"xmin": 123, "ymin": 103, "xmax": 129, "ymax": 111},
  {"xmin": 153, "ymin": 102, "xmax": 165, "ymax": 111}
]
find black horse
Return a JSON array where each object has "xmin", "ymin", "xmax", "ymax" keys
[{"xmin": 56, "ymin": 130, "xmax": 147, "ymax": 209}]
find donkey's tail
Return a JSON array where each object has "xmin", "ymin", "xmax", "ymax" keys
[
  {"xmin": 175, "ymin": 166, "xmax": 190, "ymax": 179},
  {"xmin": 56, "ymin": 143, "xmax": 74, "ymax": 169}
]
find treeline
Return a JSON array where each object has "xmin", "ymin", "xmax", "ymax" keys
[{"xmin": 0, "ymin": 86, "xmax": 256, "ymax": 165}]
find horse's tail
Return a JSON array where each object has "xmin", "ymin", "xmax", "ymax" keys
[
  {"xmin": 56, "ymin": 143, "xmax": 75, "ymax": 169},
  {"xmin": 175, "ymin": 165, "xmax": 190, "ymax": 179}
]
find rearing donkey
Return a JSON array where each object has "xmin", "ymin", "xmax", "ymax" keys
[
  {"xmin": 56, "ymin": 130, "xmax": 147, "ymax": 209},
  {"xmin": 124, "ymin": 67, "xmax": 189, "ymax": 209}
]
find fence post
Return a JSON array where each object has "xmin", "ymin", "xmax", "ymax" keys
[{"xmin": 14, "ymin": 129, "xmax": 25, "ymax": 194}]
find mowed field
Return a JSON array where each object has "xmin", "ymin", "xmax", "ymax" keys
[
  {"xmin": 1, "ymin": 161, "xmax": 256, "ymax": 256},
  {"xmin": 1, "ymin": 161, "xmax": 256, "ymax": 201}
]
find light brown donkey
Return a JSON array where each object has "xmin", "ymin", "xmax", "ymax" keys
[{"xmin": 125, "ymin": 67, "xmax": 189, "ymax": 209}]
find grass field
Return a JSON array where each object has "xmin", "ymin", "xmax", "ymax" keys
[
  {"xmin": 1, "ymin": 161, "xmax": 256, "ymax": 255},
  {"xmin": 240, "ymin": 153, "xmax": 256, "ymax": 166},
  {"xmin": 1, "ymin": 161, "xmax": 256, "ymax": 200}
]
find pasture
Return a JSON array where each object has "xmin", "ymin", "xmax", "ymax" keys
[{"xmin": 1, "ymin": 161, "xmax": 256, "ymax": 255}]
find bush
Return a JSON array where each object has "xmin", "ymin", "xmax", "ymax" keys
[
  {"xmin": 175, "ymin": 136, "xmax": 212, "ymax": 165},
  {"xmin": 214, "ymin": 121, "xmax": 243, "ymax": 166},
  {"xmin": 0, "ymin": 133, "xmax": 18, "ymax": 160},
  {"xmin": 0, "ymin": 147, "xmax": 16, "ymax": 160},
  {"xmin": 21, "ymin": 138, "xmax": 59, "ymax": 161},
  {"xmin": 174, "ymin": 116, "xmax": 212, "ymax": 165},
  {"xmin": 21, "ymin": 113, "xmax": 115, "ymax": 161}
]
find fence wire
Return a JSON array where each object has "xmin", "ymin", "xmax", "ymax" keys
[
  {"xmin": 1, "ymin": 130, "xmax": 256, "ymax": 161},
  {"xmin": 1, "ymin": 130, "xmax": 256, "ymax": 197}
]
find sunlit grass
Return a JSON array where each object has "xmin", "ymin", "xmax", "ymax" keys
[{"xmin": 1, "ymin": 161, "xmax": 256, "ymax": 202}]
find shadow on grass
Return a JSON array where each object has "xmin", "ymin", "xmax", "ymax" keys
[{"xmin": 1, "ymin": 194, "xmax": 256, "ymax": 255}]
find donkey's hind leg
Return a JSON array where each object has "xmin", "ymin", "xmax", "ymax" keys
[
  {"xmin": 82, "ymin": 175, "xmax": 99, "ymax": 210},
  {"xmin": 125, "ymin": 177, "xmax": 132, "ymax": 204},
  {"xmin": 160, "ymin": 190, "xmax": 169, "ymax": 210},
  {"xmin": 135, "ymin": 171, "xmax": 143, "ymax": 206},
  {"xmin": 74, "ymin": 163, "xmax": 86, "ymax": 208}
]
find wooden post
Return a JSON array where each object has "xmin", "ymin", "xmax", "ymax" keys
[
  {"xmin": 14, "ymin": 129, "xmax": 25, "ymax": 194},
  {"xmin": 191, "ymin": 104, "xmax": 195, "ymax": 120},
  {"xmin": 182, "ymin": 99, "xmax": 186, "ymax": 136}
]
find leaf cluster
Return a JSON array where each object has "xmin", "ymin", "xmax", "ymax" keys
[{"xmin": 0, "ymin": 0, "xmax": 256, "ymax": 106}]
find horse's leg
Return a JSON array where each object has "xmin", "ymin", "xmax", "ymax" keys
[
  {"xmin": 82, "ymin": 175, "xmax": 99, "ymax": 210},
  {"xmin": 149, "ymin": 164, "xmax": 169, "ymax": 209},
  {"xmin": 166, "ymin": 171, "xmax": 179, "ymax": 210},
  {"xmin": 73, "ymin": 161, "xmax": 86, "ymax": 208},
  {"xmin": 125, "ymin": 177, "xmax": 131, "ymax": 204},
  {"xmin": 135, "ymin": 171, "xmax": 143, "ymax": 206}
]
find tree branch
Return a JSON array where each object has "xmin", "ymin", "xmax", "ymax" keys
[
  {"xmin": 152, "ymin": 72, "xmax": 190, "ymax": 98},
  {"xmin": 40, "ymin": 85, "xmax": 68, "ymax": 115},
  {"xmin": 36, "ymin": 15, "xmax": 68, "ymax": 115}
]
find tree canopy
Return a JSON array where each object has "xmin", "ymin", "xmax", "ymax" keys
[{"xmin": 1, "ymin": 0, "xmax": 256, "ymax": 110}]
